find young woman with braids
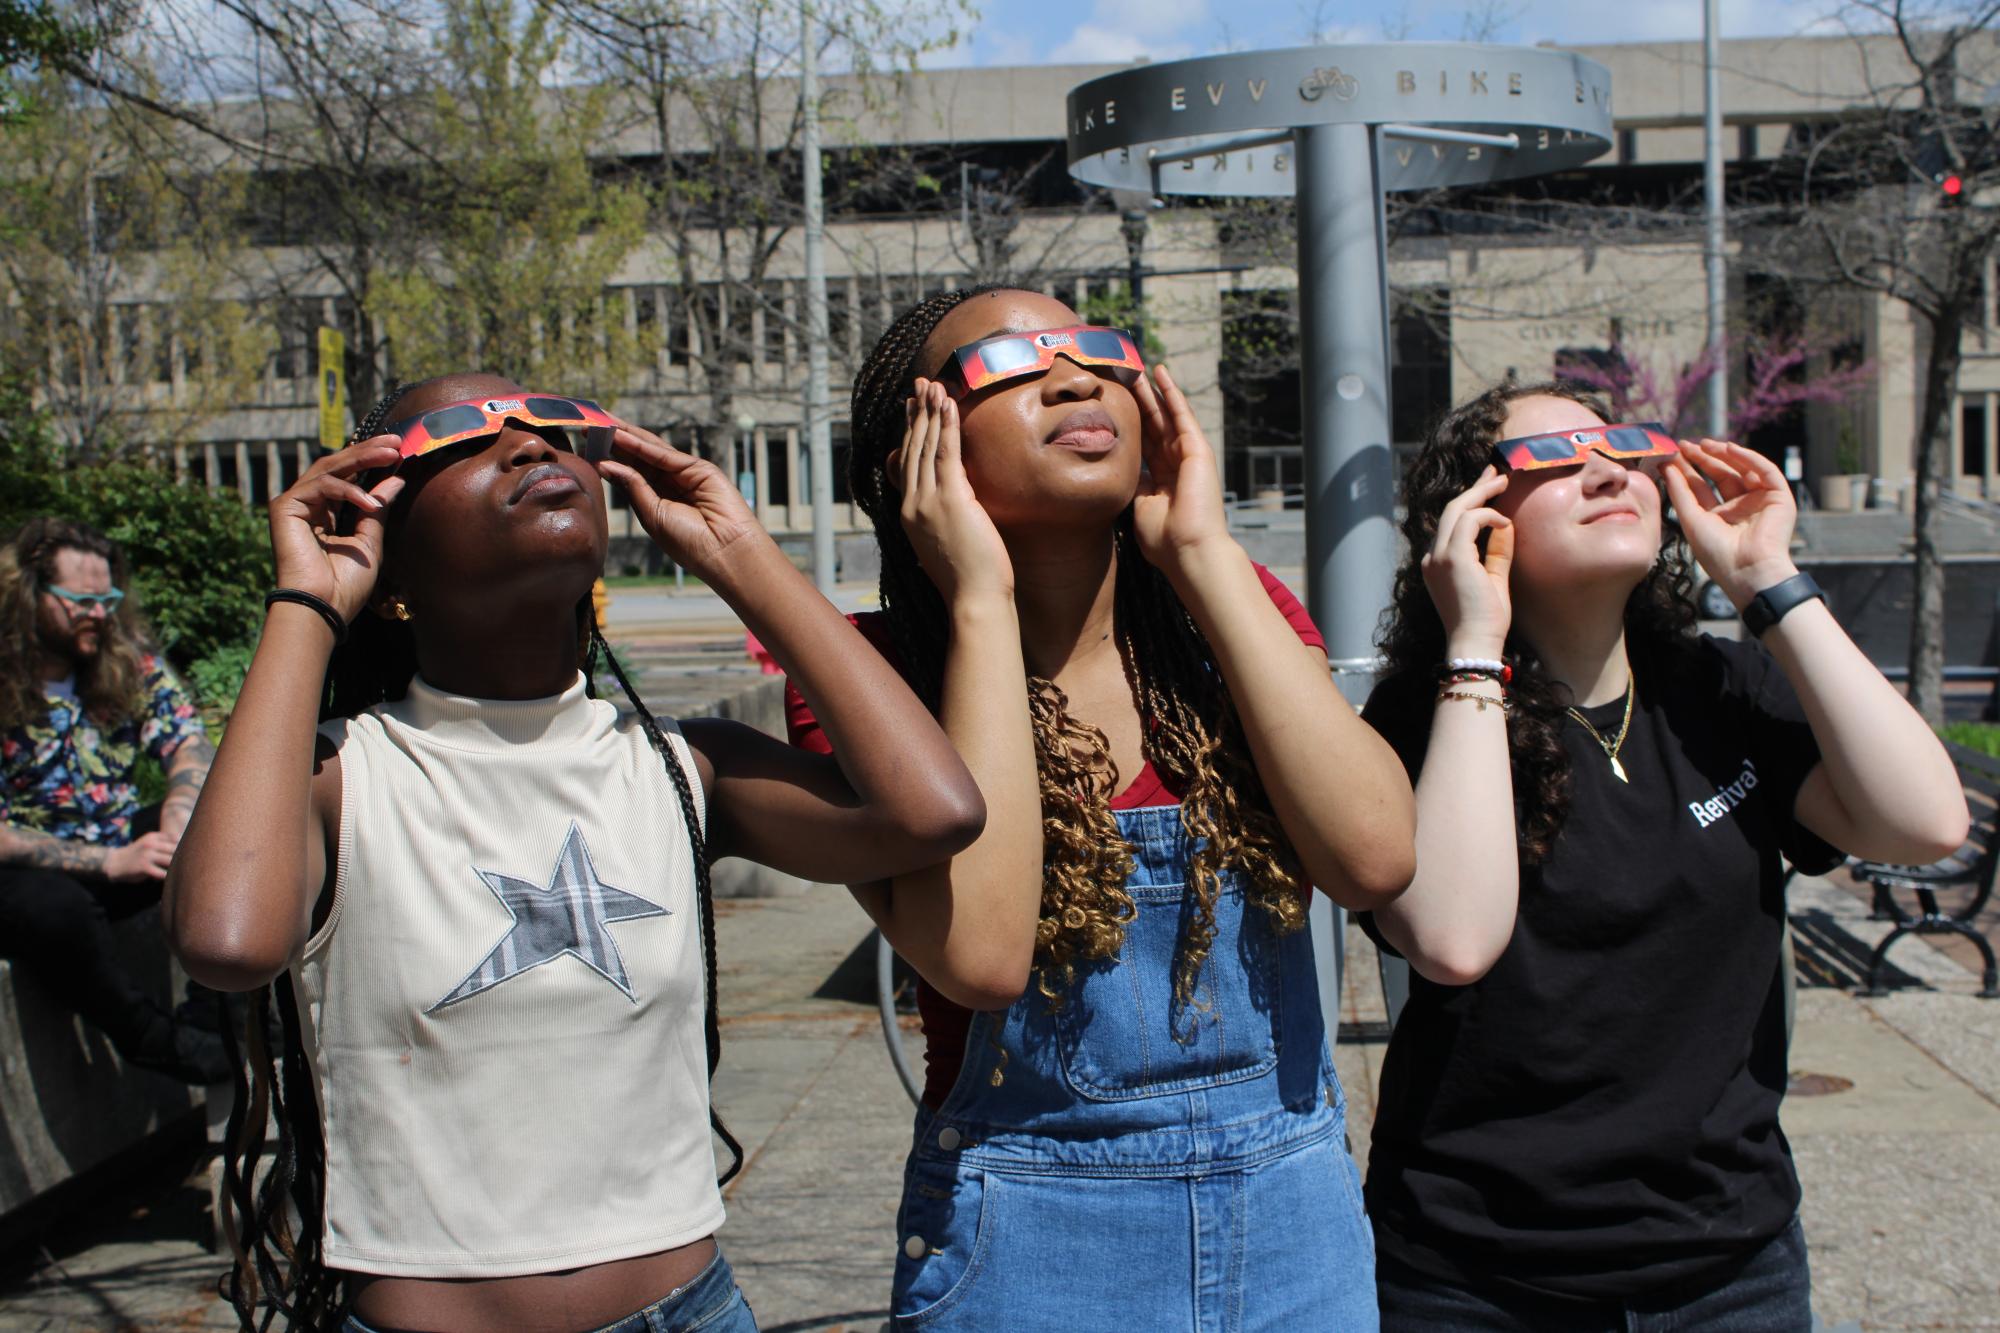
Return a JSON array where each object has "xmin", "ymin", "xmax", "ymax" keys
[
  {"xmin": 785, "ymin": 287, "xmax": 1416, "ymax": 1328},
  {"xmin": 1357, "ymin": 379, "xmax": 1967, "ymax": 1329},
  {"xmin": 162, "ymin": 372, "xmax": 982, "ymax": 1333}
]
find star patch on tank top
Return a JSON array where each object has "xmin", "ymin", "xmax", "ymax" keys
[{"xmin": 429, "ymin": 822, "xmax": 668, "ymax": 1011}]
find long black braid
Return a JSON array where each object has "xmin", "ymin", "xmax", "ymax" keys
[
  {"xmin": 586, "ymin": 624, "xmax": 742, "ymax": 1183},
  {"xmin": 221, "ymin": 381, "xmax": 737, "ymax": 1332}
]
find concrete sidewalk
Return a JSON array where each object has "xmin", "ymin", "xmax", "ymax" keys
[{"xmin": 0, "ymin": 877, "xmax": 1996, "ymax": 1331}]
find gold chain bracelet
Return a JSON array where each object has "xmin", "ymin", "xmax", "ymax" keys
[{"xmin": 1436, "ymin": 688, "xmax": 1511, "ymax": 713}]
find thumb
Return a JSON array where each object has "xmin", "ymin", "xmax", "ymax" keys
[{"xmin": 349, "ymin": 474, "xmax": 407, "ymax": 547}]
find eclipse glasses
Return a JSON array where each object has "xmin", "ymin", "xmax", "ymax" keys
[
  {"xmin": 937, "ymin": 325, "xmax": 1145, "ymax": 400},
  {"xmin": 382, "ymin": 394, "xmax": 619, "ymax": 463},
  {"xmin": 1494, "ymin": 422, "xmax": 1679, "ymax": 473}
]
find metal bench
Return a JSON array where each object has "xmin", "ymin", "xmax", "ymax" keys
[
  {"xmin": 0, "ymin": 915, "xmax": 203, "ymax": 1221},
  {"xmin": 1854, "ymin": 741, "xmax": 1999, "ymax": 999}
]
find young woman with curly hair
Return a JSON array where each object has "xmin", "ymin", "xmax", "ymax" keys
[
  {"xmin": 1358, "ymin": 378, "xmax": 1968, "ymax": 1329},
  {"xmin": 163, "ymin": 372, "xmax": 982, "ymax": 1332},
  {"xmin": 785, "ymin": 286, "xmax": 1416, "ymax": 1329}
]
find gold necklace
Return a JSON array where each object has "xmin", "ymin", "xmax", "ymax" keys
[{"xmin": 1566, "ymin": 675, "xmax": 1636, "ymax": 783}]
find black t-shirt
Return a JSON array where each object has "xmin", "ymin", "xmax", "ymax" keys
[{"xmin": 1358, "ymin": 634, "xmax": 1842, "ymax": 1302}]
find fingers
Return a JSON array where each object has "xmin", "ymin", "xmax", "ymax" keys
[
  {"xmin": 1678, "ymin": 439, "xmax": 1754, "ymax": 501},
  {"xmin": 936, "ymin": 393, "xmax": 965, "ymax": 483},
  {"xmin": 606, "ymin": 417, "xmax": 679, "ymax": 458},
  {"xmin": 366, "ymin": 473, "xmax": 408, "ymax": 508},
  {"xmin": 1429, "ymin": 466, "xmax": 1510, "ymax": 561},
  {"xmin": 314, "ymin": 439, "xmax": 401, "ymax": 481},
  {"xmin": 895, "ymin": 382, "xmax": 931, "ymax": 500},
  {"xmin": 899, "ymin": 381, "xmax": 948, "ymax": 520},
  {"xmin": 135, "ymin": 833, "xmax": 176, "ymax": 878},
  {"xmin": 1660, "ymin": 459, "xmax": 1715, "ymax": 517},
  {"xmin": 608, "ymin": 424, "xmax": 702, "ymax": 480},
  {"xmin": 1484, "ymin": 516, "xmax": 1516, "ymax": 580},
  {"xmin": 1151, "ymin": 365, "xmax": 1202, "ymax": 440},
  {"xmin": 1133, "ymin": 368, "xmax": 1171, "ymax": 449},
  {"xmin": 595, "ymin": 457, "xmax": 661, "ymax": 512}
]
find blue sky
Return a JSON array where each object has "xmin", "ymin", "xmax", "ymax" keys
[{"xmin": 933, "ymin": 0, "xmax": 1836, "ymax": 67}]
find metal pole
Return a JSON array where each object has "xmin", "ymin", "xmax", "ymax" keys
[
  {"xmin": 1703, "ymin": 0, "xmax": 1727, "ymax": 438},
  {"xmin": 1293, "ymin": 122, "xmax": 1400, "ymax": 1043},
  {"xmin": 801, "ymin": 0, "xmax": 836, "ymax": 594},
  {"xmin": 1121, "ymin": 208, "xmax": 1148, "ymax": 346}
]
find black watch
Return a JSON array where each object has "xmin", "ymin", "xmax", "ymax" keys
[{"xmin": 1739, "ymin": 572, "xmax": 1825, "ymax": 638}]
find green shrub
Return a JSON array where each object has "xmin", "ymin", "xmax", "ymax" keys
[
  {"xmin": 66, "ymin": 464, "xmax": 271, "ymax": 667},
  {"xmin": 1939, "ymin": 721, "xmax": 2000, "ymax": 760},
  {"xmin": 186, "ymin": 640, "xmax": 259, "ymax": 722},
  {"xmin": 0, "ymin": 368, "xmax": 272, "ymax": 672}
]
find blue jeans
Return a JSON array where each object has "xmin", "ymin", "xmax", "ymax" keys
[
  {"xmin": 1376, "ymin": 1215, "xmax": 1812, "ymax": 1332},
  {"xmin": 890, "ymin": 805, "xmax": 1378, "ymax": 1332},
  {"xmin": 344, "ymin": 1248, "xmax": 756, "ymax": 1333}
]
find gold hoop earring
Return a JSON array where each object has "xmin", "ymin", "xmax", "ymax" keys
[{"xmin": 392, "ymin": 601, "xmax": 412, "ymax": 622}]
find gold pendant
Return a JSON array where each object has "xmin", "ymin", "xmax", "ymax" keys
[{"xmin": 1610, "ymin": 754, "xmax": 1629, "ymax": 783}]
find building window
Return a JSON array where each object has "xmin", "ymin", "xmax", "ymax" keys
[
  {"xmin": 1964, "ymin": 398, "xmax": 1990, "ymax": 480},
  {"xmin": 1390, "ymin": 291, "xmax": 1451, "ymax": 446}
]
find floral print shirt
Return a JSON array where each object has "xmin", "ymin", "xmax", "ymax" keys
[{"xmin": 0, "ymin": 655, "xmax": 205, "ymax": 848}]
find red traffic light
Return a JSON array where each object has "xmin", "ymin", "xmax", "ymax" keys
[{"xmin": 1942, "ymin": 174, "xmax": 1964, "ymax": 196}]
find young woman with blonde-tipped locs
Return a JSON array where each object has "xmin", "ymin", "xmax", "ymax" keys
[
  {"xmin": 163, "ymin": 372, "xmax": 982, "ymax": 1333},
  {"xmin": 785, "ymin": 287, "xmax": 1417, "ymax": 1329},
  {"xmin": 1357, "ymin": 378, "xmax": 1968, "ymax": 1329}
]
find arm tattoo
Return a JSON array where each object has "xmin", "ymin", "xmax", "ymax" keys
[
  {"xmin": 0, "ymin": 822, "xmax": 111, "ymax": 877},
  {"xmin": 161, "ymin": 736, "xmax": 216, "ymax": 821}
]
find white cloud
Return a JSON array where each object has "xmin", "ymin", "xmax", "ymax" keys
[
  {"xmin": 1048, "ymin": 0, "xmax": 1211, "ymax": 63},
  {"xmin": 1050, "ymin": 25, "xmax": 1197, "ymax": 62}
]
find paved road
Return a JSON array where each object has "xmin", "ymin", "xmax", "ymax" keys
[{"xmin": 0, "ymin": 872, "xmax": 1995, "ymax": 1331}]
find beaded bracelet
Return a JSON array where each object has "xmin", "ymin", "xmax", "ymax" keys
[
  {"xmin": 266, "ymin": 588, "xmax": 349, "ymax": 645},
  {"xmin": 1444, "ymin": 656, "xmax": 1512, "ymax": 684}
]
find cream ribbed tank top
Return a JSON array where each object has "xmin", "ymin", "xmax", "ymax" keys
[{"xmin": 294, "ymin": 674, "xmax": 722, "ymax": 1278}]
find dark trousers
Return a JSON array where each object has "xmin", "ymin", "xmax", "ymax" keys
[
  {"xmin": 0, "ymin": 806, "xmax": 177, "ymax": 1056},
  {"xmin": 1377, "ymin": 1216, "xmax": 1813, "ymax": 1333}
]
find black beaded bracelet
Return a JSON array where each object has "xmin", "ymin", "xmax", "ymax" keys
[{"xmin": 265, "ymin": 589, "xmax": 349, "ymax": 645}]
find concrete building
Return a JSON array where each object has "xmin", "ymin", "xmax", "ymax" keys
[{"xmin": 58, "ymin": 31, "xmax": 2000, "ymax": 533}]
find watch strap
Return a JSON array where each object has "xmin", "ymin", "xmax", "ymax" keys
[{"xmin": 1740, "ymin": 572, "xmax": 1825, "ymax": 638}]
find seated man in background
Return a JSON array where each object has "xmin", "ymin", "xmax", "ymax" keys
[{"xmin": 0, "ymin": 517, "xmax": 228, "ymax": 1084}]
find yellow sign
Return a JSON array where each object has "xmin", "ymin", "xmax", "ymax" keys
[{"xmin": 317, "ymin": 326, "xmax": 348, "ymax": 450}]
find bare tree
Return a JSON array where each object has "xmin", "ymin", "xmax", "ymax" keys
[
  {"xmin": 1754, "ymin": 8, "xmax": 2000, "ymax": 723},
  {"xmin": 0, "ymin": 68, "xmax": 269, "ymax": 460},
  {"xmin": 552, "ymin": 0, "xmax": 966, "ymax": 455}
]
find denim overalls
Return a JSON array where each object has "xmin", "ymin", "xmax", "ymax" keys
[{"xmin": 889, "ymin": 805, "xmax": 1379, "ymax": 1331}]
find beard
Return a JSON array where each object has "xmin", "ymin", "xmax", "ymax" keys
[{"xmin": 38, "ymin": 616, "xmax": 102, "ymax": 673}]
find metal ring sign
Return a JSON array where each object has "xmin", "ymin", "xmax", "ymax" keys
[{"xmin": 1067, "ymin": 43, "xmax": 1614, "ymax": 196}]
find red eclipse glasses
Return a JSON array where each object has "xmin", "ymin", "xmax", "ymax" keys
[
  {"xmin": 936, "ymin": 325, "xmax": 1145, "ymax": 399},
  {"xmin": 1494, "ymin": 422, "xmax": 1679, "ymax": 473},
  {"xmin": 383, "ymin": 393, "xmax": 618, "ymax": 463}
]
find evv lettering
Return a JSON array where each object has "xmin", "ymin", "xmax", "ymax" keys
[{"xmin": 1689, "ymin": 758, "xmax": 1759, "ymax": 829}]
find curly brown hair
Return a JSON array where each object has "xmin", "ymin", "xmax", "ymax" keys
[
  {"xmin": 848, "ymin": 287, "xmax": 1306, "ymax": 1006},
  {"xmin": 1375, "ymin": 377, "xmax": 1697, "ymax": 861},
  {"xmin": 0, "ymin": 518, "xmax": 150, "ymax": 731}
]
